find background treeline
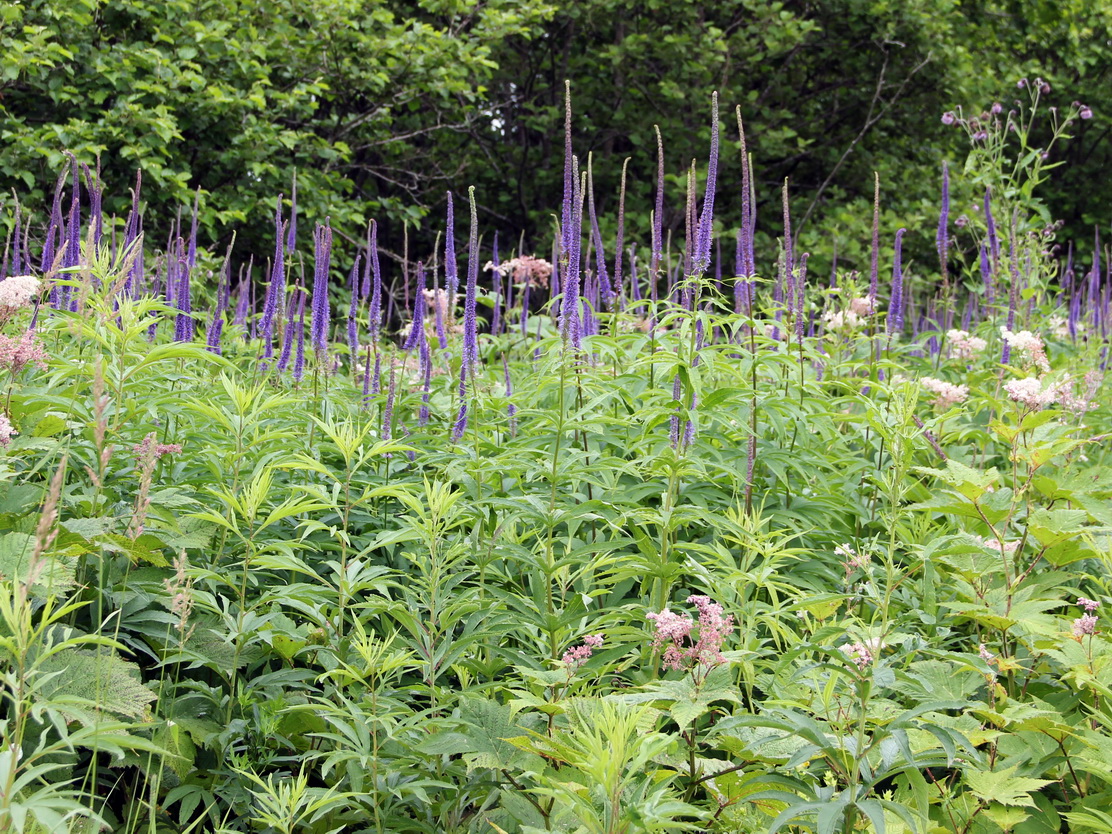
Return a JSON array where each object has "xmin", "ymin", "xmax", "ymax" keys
[{"xmin": 1, "ymin": 0, "xmax": 1110, "ymax": 281}]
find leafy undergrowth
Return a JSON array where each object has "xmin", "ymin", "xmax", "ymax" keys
[
  {"xmin": 0, "ymin": 258, "xmax": 1109, "ymax": 834},
  {"xmin": 1, "ymin": 92, "xmax": 1110, "ymax": 834}
]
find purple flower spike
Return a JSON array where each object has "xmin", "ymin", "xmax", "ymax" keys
[
  {"xmin": 82, "ymin": 161, "xmax": 103, "ymax": 246},
  {"xmin": 43, "ymin": 170, "xmax": 64, "ymax": 305},
  {"xmin": 368, "ymin": 222, "xmax": 382, "ymax": 351},
  {"xmin": 936, "ymin": 162, "xmax": 949, "ymax": 282},
  {"xmin": 277, "ymin": 279, "xmax": 299, "ymax": 372},
  {"xmin": 613, "ymin": 159, "xmax": 629, "ymax": 309},
  {"xmin": 433, "ymin": 273, "xmax": 448, "ymax": 350},
  {"xmin": 888, "ymin": 228, "xmax": 907, "ymax": 335},
  {"xmin": 795, "ymin": 253, "xmax": 809, "ymax": 341},
  {"xmin": 558, "ymin": 84, "xmax": 583, "ymax": 349},
  {"xmin": 63, "ymin": 181, "xmax": 81, "ymax": 310},
  {"xmin": 587, "ymin": 159, "xmax": 613, "ymax": 309},
  {"xmin": 174, "ymin": 243, "xmax": 194, "ymax": 342},
  {"xmin": 346, "ymin": 252, "xmax": 362, "ymax": 361},
  {"xmin": 292, "ymin": 288, "xmax": 307, "ymax": 382},
  {"xmin": 445, "ymin": 192, "xmax": 458, "ymax": 303},
  {"xmin": 978, "ymin": 242, "xmax": 993, "ymax": 306},
  {"xmin": 382, "ymin": 361, "xmax": 397, "ymax": 442},
  {"xmin": 651, "ymin": 126, "xmax": 665, "ymax": 298},
  {"xmin": 260, "ymin": 197, "xmax": 285, "ymax": 346},
  {"xmin": 560, "ymin": 80, "xmax": 576, "ymax": 281},
  {"xmin": 186, "ymin": 188, "xmax": 200, "ymax": 269},
  {"xmin": 984, "ymin": 188, "xmax": 1000, "ymax": 268},
  {"xmin": 310, "ymin": 221, "xmax": 332, "ymax": 356},
  {"xmin": 287, "ymin": 173, "xmax": 297, "ymax": 256},
  {"xmin": 362, "ymin": 346, "xmax": 373, "ymax": 410},
  {"xmin": 124, "ymin": 170, "xmax": 143, "ymax": 297},
  {"xmin": 360, "ymin": 221, "xmax": 373, "ymax": 300},
  {"xmin": 669, "ymin": 374, "xmax": 682, "ymax": 450},
  {"xmin": 206, "ymin": 245, "xmax": 232, "ymax": 354},
  {"xmin": 451, "ymin": 360, "xmax": 468, "ymax": 443},
  {"xmin": 683, "ymin": 391, "xmax": 697, "ymax": 450},
  {"xmin": 462, "ymin": 186, "xmax": 480, "ymax": 372},
  {"xmin": 560, "ymin": 158, "xmax": 584, "ymax": 350},
  {"xmin": 692, "ymin": 92, "xmax": 719, "ymax": 276},
  {"xmin": 502, "ymin": 353, "xmax": 516, "ymax": 433},
  {"xmin": 403, "ymin": 264, "xmax": 427, "ymax": 351},
  {"xmin": 418, "ymin": 316, "xmax": 432, "ymax": 426}
]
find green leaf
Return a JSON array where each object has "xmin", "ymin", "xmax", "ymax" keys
[
  {"xmin": 964, "ymin": 766, "xmax": 1052, "ymax": 807},
  {"xmin": 36, "ymin": 649, "xmax": 157, "ymax": 720}
]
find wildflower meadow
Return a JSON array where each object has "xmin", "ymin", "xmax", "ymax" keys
[{"xmin": 0, "ymin": 78, "xmax": 1110, "ymax": 834}]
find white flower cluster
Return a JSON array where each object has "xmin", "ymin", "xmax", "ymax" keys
[
  {"xmin": 823, "ymin": 309, "xmax": 865, "ymax": 331},
  {"xmin": 921, "ymin": 376, "xmax": 969, "ymax": 408},
  {"xmin": 1004, "ymin": 376, "xmax": 1060, "ymax": 410},
  {"xmin": 0, "ymin": 275, "xmax": 40, "ymax": 315},
  {"xmin": 1000, "ymin": 327, "xmax": 1050, "ymax": 371},
  {"xmin": 946, "ymin": 328, "xmax": 987, "ymax": 360}
]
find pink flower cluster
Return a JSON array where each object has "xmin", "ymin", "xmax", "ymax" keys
[
  {"xmin": 561, "ymin": 633, "xmax": 603, "ymax": 669},
  {"xmin": 1058, "ymin": 371, "xmax": 1103, "ymax": 415},
  {"xmin": 835, "ymin": 542, "xmax": 870, "ymax": 570},
  {"xmin": 0, "ymin": 331, "xmax": 48, "ymax": 375},
  {"xmin": 0, "ymin": 414, "xmax": 16, "ymax": 447},
  {"xmin": 1003, "ymin": 376, "xmax": 1062, "ymax": 410},
  {"xmin": 1072, "ymin": 598, "xmax": 1099, "ymax": 640},
  {"xmin": 134, "ymin": 434, "xmax": 183, "ymax": 461},
  {"xmin": 0, "ymin": 275, "xmax": 41, "ymax": 316},
  {"xmin": 921, "ymin": 376, "xmax": 969, "ymax": 408},
  {"xmin": 946, "ymin": 328, "xmax": 987, "ymax": 360},
  {"xmin": 486, "ymin": 255, "xmax": 554, "ymax": 288},
  {"xmin": 849, "ymin": 296, "xmax": 876, "ymax": 317},
  {"xmin": 647, "ymin": 595, "xmax": 734, "ymax": 672},
  {"xmin": 1073, "ymin": 614, "xmax": 1098, "ymax": 639},
  {"xmin": 1000, "ymin": 327, "xmax": 1051, "ymax": 372},
  {"xmin": 839, "ymin": 637, "xmax": 884, "ymax": 669}
]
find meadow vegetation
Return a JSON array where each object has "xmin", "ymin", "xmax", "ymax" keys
[{"xmin": 0, "ymin": 82, "xmax": 1109, "ymax": 834}]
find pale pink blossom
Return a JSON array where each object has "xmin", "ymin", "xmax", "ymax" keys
[
  {"xmin": 1073, "ymin": 614, "xmax": 1098, "ymax": 639},
  {"xmin": 946, "ymin": 329, "xmax": 987, "ymax": 360},
  {"xmin": 1004, "ymin": 376, "xmax": 1060, "ymax": 410},
  {"xmin": 921, "ymin": 376, "xmax": 969, "ymax": 408},
  {"xmin": 0, "ymin": 275, "xmax": 41, "ymax": 315},
  {"xmin": 1001, "ymin": 327, "xmax": 1051, "ymax": 371},
  {"xmin": 849, "ymin": 296, "xmax": 876, "ymax": 317},
  {"xmin": 0, "ymin": 415, "xmax": 16, "ymax": 447},
  {"xmin": 647, "ymin": 595, "xmax": 734, "ymax": 672},
  {"xmin": 823, "ymin": 309, "xmax": 864, "ymax": 331},
  {"xmin": 1047, "ymin": 315, "xmax": 1076, "ymax": 339},
  {"xmin": 839, "ymin": 640, "xmax": 882, "ymax": 669},
  {"xmin": 1058, "ymin": 371, "xmax": 1102, "ymax": 414},
  {"xmin": 1078, "ymin": 597, "xmax": 1100, "ymax": 613},
  {"xmin": 562, "ymin": 633, "xmax": 604, "ymax": 669},
  {"xmin": 978, "ymin": 644, "xmax": 995, "ymax": 664},
  {"xmin": 423, "ymin": 289, "xmax": 458, "ymax": 324},
  {"xmin": 133, "ymin": 434, "xmax": 182, "ymax": 460},
  {"xmin": 487, "ymin": 255, "xmax": 553, "ymax": 288},
  {"xmin": 836, "ymin": 543, "xmax": 870, "ymax": 570},
  {"xmin": 0, "ymin": 331, "xmax": 48, "ymax": 374}
]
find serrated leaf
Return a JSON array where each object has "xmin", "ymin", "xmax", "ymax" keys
[
  {"xmin": 36, "ymin": 648, "xmax": 157, "ymax": 720},
  {"xmin": 964, "ymin": 766, "xmax": 1051, "ymax": 807}
]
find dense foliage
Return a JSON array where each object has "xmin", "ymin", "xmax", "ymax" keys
[{"xmin": 0, "ymin": 80, "xmax": 1110, "ymax": 833}]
